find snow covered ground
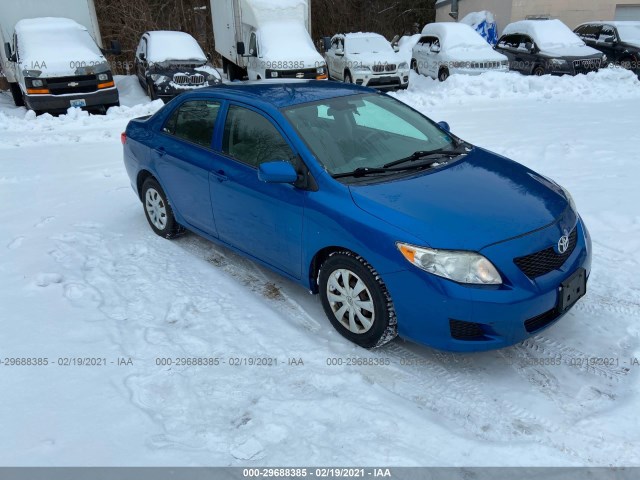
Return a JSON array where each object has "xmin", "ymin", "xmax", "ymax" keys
[{"xmin": 1, "ymin": 71, "xmax": 639, "ymax": 467}]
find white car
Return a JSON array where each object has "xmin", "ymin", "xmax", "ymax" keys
[
  {"xmin": 411, "ymin": 22, "xmax": 509, "ymax": 81},
  {"xmin": 323, "ymin": 33, "xmax": 410, "ymax": 90}
]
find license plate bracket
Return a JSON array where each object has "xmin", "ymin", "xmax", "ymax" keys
[
  {"xmin": 70, "ymin": 99, "xmax": 87, "ymax": 108},
  {"xmin": 558, "ymin": 268, "xmax": 586, "ymax": 311}
]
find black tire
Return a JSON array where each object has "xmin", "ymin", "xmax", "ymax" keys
[
  {"xmin": 319, "ymin": 251, "xmax": 397, "ymax": 348},
  {"xmin": 141, "ymin": 178, "xmax": 183, "ymax": 239},
  {"xmin": 532, "ymin": 65, "xmax": 545, "ymax": 76},
  {"xmin": 9, "ymin": 83, "xmax": 24, "ymax": 107},
  {"xmin": 438, "ymin": 67, "xmax": 449, "ymax": 82},
  {"xmin": 146, "ymin": 80, "xmax": 157, "ymax": 100},
  {"xmin": 344, "ymin": 71, "xmax": 353, "ymax": 84},
  {"xmin": 411, "ymin": 59, "xmax": 419, "ymax": 74}
]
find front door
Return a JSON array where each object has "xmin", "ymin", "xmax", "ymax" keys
[{"xmin": 209, "ymin": 103, "xmax": 305, "ymax": 278}]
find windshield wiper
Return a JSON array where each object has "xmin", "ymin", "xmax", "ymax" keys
[
  {"xmin": 382, "ymin": 147, "xmax": 466, "ymax": 169},
  {"xmin": 332, "ymin": 162, "xmax": 442, "ymax": 179}
]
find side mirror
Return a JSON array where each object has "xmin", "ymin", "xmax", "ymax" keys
[
  {"xmin": 322, "ymin": 36, "xmax": 332, "ymax": 52},
  {"xmin": 258, "ymin": 161, "xmax": 298, "ymax": 184},
  {"xmin": 391, "ymin": 34, "xmax": 400, "ymax": 46},
  {"xmin": 237, "ymin": 41, "xmax": 246, "ymax": 56},
  {"xmin": 525, "ymin": 42, "xmax": 535, "ymax": 52},
  {"xmin": 430, "ymin": 44, "xmax": 441, "ymax": 53},
  {"xmin": 206, "ymin": 52, "xmax": 212, "ymax": 61},
  {"xmin": 393, "ymin": 45, "xmax": 400, "ymax": 53},
  {"xmin": 139, "ymin": 52, "xmax": 146, "ymax": 61},
  {"xmin": 4, "ymin": 42, "xmax": 11, "ymax": 59},
  {"xmin": 109, "ymin": 39, "xmax": 122, "ymax": 56},
  {"xmin": 602, "ymin": 36, "xmax": 615, "ymax": 44},
  {"xmin": 437, "ymin": 121, "xmax": 451, "ymax": 132},
  {"xmin": 335, "ymin": 48, "xmax": 344, "ymax": 57}
]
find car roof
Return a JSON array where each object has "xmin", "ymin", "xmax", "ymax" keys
[{"xmin": 190, "ymin": 80, "xmax": 373, "ymax": 109}]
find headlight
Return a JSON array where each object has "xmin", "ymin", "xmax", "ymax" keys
[
  {"xmin": 316, "ymin": 66, "xmax": 326, "ymax": 75},
  {"xmin": 397, "ymin": 243, "xmax": 502, "ymax": 285},
  {"xmin": 549, "ymin": 58, "xmax": 568, "ymax": 67},
  {"xmin": 602, "ymin": 55, "xmax": 608, "ymax": 64},
  {"xmin": 207, "ymin": 73, "xmax": 220, "ymax": 82},
  {"xmin": 150, "ymin": 74, "xmax": 169, "ymax": 83},
  {"xmin": 31, "ymin": 79, "xmax": 45, "ymax": 87},
  {"xmin": 398, "ymin": 62, "xmax": 409, "ymax": 70},
  {"xmin": 97, "ymin": 73, "xmax": 110, "ymax": 81}
]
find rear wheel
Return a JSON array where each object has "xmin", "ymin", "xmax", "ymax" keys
[
  {"xmin": 9, "ymin": 83, "xmax": 24, "ymax": 107},
  {"xmin": 141, "ymin": 178, "xmax": 183, "ymax": 239},
  {"xmin": 319, "ymin": 252, "xmax": 397, "ymax": 348},
  {"xmin": 438, "ymin": 67, "xmax": 449, "ymax": 82}
]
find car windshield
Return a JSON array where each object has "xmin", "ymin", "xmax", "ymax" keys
[
  {"xmin": 347, "ymin": 36, "xmax": 394, "ymax": 54},
  {"xmin": 283, "ymin": 93, "xmax": 455, "ymax": 176},
  {"xmin": 616, "ymin": 24, "xmax": 640, "ymax": 44}
]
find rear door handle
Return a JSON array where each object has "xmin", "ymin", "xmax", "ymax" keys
[
  {"xmin": 211, "ymin": 170, "xmax": 228, "ymax": 182},
  {"xmin": 154, "ymin": 147, "xmax": 166, "ymax": 157}
]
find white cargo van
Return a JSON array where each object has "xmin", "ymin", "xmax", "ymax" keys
[
  {"xmin": 211, "ymin": 0, "xmax": 327, "ymax": 81},
  {"xmin": 0, "ymin": 0, "xmax": 121, "ymax": 112}
]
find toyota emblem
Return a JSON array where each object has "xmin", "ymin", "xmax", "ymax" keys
[{"xmin": 558, "ymin": 232, "xmax": 570, "ymax": 254}]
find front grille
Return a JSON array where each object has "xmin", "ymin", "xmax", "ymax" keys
[
  {"xmin": 46, "ymin": 74, "xmax": 100, "ymax": 95},
  {"xmin": 524, "ymin": 309, "xmax": 559, "ymax": 333},
  {"xmin": 471, "ymin": 61, "xmax": 503, "ymax": 69},
  {"xmin": 514, "ymin": 228, "xmax": 578, "ymax": 279},
  {"xmin": 372, "ymin": 63, "xmax": 397, "ymax": 73},
  {"xmin": 173, "ymin": 73, "xmax": 206, "ymax": 85},
  {"xmin": 367, "ymin": 77, "xmax": 401, "ymax": 87},
  {"xmin": 573, "ymin": 58, "xmax": 601, "ymax": 74},
  {"xmin": 450, "ymin": 319, "xmax": 485, "ymax": 340}
]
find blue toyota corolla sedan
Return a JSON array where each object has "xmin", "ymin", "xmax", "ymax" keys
[{"xmin": 122, "ymin": 81, "xmax": 591, "ymax": 352}]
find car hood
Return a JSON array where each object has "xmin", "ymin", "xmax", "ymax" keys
[
  {"xmin": 446, "ymin": 47, "xmax": 508, "ymax": 62},
  {"xmin": 349, "ymin": 51, "xmax": 402, "ymax": 66},
  {"xmin": 349, "ymin": 148, "xmax": 570, "ymax": 251}
]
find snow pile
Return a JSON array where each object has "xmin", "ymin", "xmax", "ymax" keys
[
  {"xmin": 258, "ymin": 21, "xmax": 323, "ymax": 66},
  {"xmin": 422, "ymin": 22, "xmax": 491, "ymax": 50},
  {"xmin": 345, "ymin": 33, "xmax": 395, "ymax": 55},
  {"xmin": 15, "ymin": 18, "xmax": 108, "ymax": 77},
  {"xmin": 460, "ymin": 11, "xmax": 499, "ymax": 45},
  {"xmin": 242, "ymin": 0, "xmax": 309, "ymax": 27},
  {"xmin": 396, "ymin": 68, "xmax": 640, "ymax": 106},
  {"xmin": 397, "ymin": 34, "xmax": 421, "ymax": 64},
  {"xmin": 503, "ymin": 19, "xmax": 598, "ymax": 56},
  {"xmin": 146, "ymin": 31, "xmax": 207, "ymax": 64},
  {"xmin": 615, "ymin": 22, "xmax": 640, "ymax": 46},
  {"xmin": 0, "ymin": 76, "xmax": 161, "ymax": 147}
]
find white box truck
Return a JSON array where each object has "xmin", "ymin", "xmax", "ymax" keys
[
  {"xmin": 211, "ymin": 0, "xmax": 327, "ymax": 81},
  {"xmin": 0, "ymin": 0, "xmax": 121, "ymax": 112}
]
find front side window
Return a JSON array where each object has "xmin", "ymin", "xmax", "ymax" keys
[
  {"xmin": 283, "ymin": 93, "xmax": 454, "ymax": 176},
  {"xmin": 223, "ymin": 106, "xmax": 295, "ymax": 167},
  {"xmin": 163, "ymin": 100, "xmax": 221, "ymax": 148},
  {"xmin": 249, "ymin": 32, "xmax": 258, "ymax": 57}
]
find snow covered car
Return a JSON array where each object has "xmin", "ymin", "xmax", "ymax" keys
[
  {"xmin": 496, "ymin": 19, "xmax": 606, "ymax": 76},
  {"xmin": 411, "ymin": 22, "xmax": 509, "ymax": 81},
  {"xmin": 135, "ymin": 31, "xmax": 222, "ymax": 102},
  {"xmin": 574, "ymin": 21, "xmax": 640, "ymax": 74},
  {"xmin": 122, "ymin": 81, "xmax": 591, "ymax": 352},
  {"xmin": 3, "ymin": 18, "xmax": 120, "ymax": 113},
  {"xmin": 322, "ymin": 33, "xmax": 409, "ymax": 90}
]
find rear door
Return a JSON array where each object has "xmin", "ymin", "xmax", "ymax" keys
[
  {"xmin": 154, "ymin": 100, "xmax": 221, "ymax": 235},
  {"xmin": 208, "ymin": 103, "xmax": 306, "ymax": 278}
]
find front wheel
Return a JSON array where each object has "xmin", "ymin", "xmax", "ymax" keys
[
  {"xmin": 344, "ymin": 71, "xmax": 353, "ymax": 84},
  {"xmin": 141, "ymin": 178, "xmax": 183, "ymax": 239},
  {"xmin": 532, "ymin": 65, "xmax": 545, "ymax": 76},
  {"xmin": 411, "ymin": 59, "xmax": 419, "ymax": 74},
  {"xmin": 319, "ymin": 252, "xmax": 397, "ymax": 348},
  {"xmin": 438, "ymin": 68, "xmax": 449, "ymax": 82}
]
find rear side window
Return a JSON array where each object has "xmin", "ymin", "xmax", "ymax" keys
[
  {"xmin": 222, "ymin": 106, "xmax": 295, "ymax": 167},
  {"xmin": 163, "ymin": 100, "xmax": 221, "ymax": 148}
]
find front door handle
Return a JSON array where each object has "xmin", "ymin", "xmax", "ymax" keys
[
  {"xmin": 154, "ymin": 147, "xmax": 166, "ymax": 157},
  {"xmin": 211, "ymin": 170, "xmax": 228, "ymax": 182}
]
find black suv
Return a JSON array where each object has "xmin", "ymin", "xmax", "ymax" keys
[
  {"xmin": 574, "ymin": 22, "xmax": 640, "ymax": 74},
  {"xmin": 495, "ymin": 20, "xmax": 605, "ymax": 76},
  {"xmin": 135, "ymin": 31, "xmax": 222, "ymax": 102}
]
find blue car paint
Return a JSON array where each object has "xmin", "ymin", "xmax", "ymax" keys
[{"xmin": 123, "ymin": 81, "xmax": 591, "ymax": 352}]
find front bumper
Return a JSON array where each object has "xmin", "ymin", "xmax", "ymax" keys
[
  {"xmin": 352, "ymin": 70, "xmax": 410, "ymax": 90},
  {"xmin": 383, "ymin": 216, "xmax": 592, "ymax": 352},
  {"xmin": 450, "ymin": 66, "xmax": 509, "ymax": 76},
  {"xmin": 24, "ymin": 87, "xmax": 119, "ymax": 112}
]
